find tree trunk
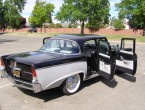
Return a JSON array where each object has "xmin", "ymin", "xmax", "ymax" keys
[
  {"xmin": 81, "ymin": 20, "xmax": 85, "ymax": 34},
  {"xmin": 143, "ymin": 25, "xmax": 145, "ymax": 36},
  {"xmin": 40, "ymin": 27, "xmax": 42, "ymax": 33},
  {"xmin": 44, "ymin": 27, "xmax": 46, "ymax": 33}
]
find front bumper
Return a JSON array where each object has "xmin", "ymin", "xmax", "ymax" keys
[{"xmin": 0, "ymin": 66, "xmax": 42, "ymax": 93}]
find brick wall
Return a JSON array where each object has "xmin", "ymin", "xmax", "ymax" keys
[{"xmin": 0, "ymin": 28, "xmax": 143, "ymax": 36}]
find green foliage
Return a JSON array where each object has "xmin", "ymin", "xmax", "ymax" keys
[
  {"xmin": 7, "ymin": 25, "xmax": 12, "ymax": 29},
  {"xmin": 47, "ymin": 23, "xmax": 62, "ymax": 28},
  {"xmin": 0, "ymin": 0, "xmax": 4, "ymax": 28},
  {"xmin": 56, "ymin": 0, "xmax": 110, "ymax": 34},
  {"xmin": 85, "ymin": 22, "xmax": 104, "ymax": 29},
  {"xmin": 113, "ymin": 19, "xmax": 125, "ymax": 29},
  {"xmin": 116, "ymin": 0, "xmax": 145, "ymax": 35},
  {"xmin": 110, "ymin": 17, "xmax": 116, "ymax": 27},
  {"xmin": 129, "ymin": 16, "xmax": 144, "ymax": 29},
  {"xmin": 54, "ymin": 23, "xmax": 62, "ymax": 28},
  {"xmin": 3, "ymin": 0, "xmax": 26, "ymax": 29},
  {"xmin": 68, "ymin": 23, "xmax": 78, "ymax": 28},
  {"xmin": 48, "ymin": 23, "xmax": 55, "ymax": 28},
  {"xmin": 29, "ymin": 0, "xmax": 54, "ymax": 30}
]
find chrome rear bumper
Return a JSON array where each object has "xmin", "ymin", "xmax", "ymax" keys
[{"xmin": 0, "ymin": 66, "xmax": 42, "ymax": 93}]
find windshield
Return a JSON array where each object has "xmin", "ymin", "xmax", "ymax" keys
[{"xmin": 40, "ymin": 39, "xmax": 80, "ymax": 54}]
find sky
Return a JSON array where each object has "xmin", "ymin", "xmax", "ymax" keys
[{"xmin": 21, "ymin": 0, "xmax": 121, "ymax": 23}]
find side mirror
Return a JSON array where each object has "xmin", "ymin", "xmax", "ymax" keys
[{"xmin": 43, "ymin": 37, "xmax": 51, "ymax": 44}]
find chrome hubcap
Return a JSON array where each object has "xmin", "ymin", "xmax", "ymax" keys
[{"xmin": 66, "ymin": 74, "xmax": 80, "ymax": 93}]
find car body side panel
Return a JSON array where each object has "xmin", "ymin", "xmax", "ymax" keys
[{"xmin": 35, "ymin": 61, "xmax": 87, "ymax": 90}]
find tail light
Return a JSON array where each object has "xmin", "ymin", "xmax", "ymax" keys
[
  {"xmin": 31, "ymin": 64, "xmax": 38, "ymax": 82},
  {"xmin": 0, "ymin": 58, "xmax": 5, "ymax": 67}
]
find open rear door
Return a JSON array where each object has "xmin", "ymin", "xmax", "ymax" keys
[
  {"xmin": 97, "ymin": 40, "xmax": 116, "ymax": 80},
  {"xmin": 116, "ymin": 38, "xmax": 137, "ymax": 75}
]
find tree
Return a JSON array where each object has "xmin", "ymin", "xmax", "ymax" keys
[
  {"xmin": 3, "ymin": 0, "xmax": 26, "ymax": 30},
  {"xmin": 116, "ymin": 0, "xmax": 145, "ymax": 36},
  {"xmin": 0, "ymin": 0, "xmax": 4, "ymax": 29},
  {"xmin": 113, "ymin": 19, "xmax": 125, "ymax": 29},
  {"xmin": 56, "ymin": 0, "xmax": 110, "ymax": 34},
  {"xmin": 129, "ymin": 16, "xmax": 144, "ymax": 29},
  {"xmin": 29, "ymin": 0, "xmax": 54, "ymax": 32},
  {"xmin": 110, "ymin": 16, "xmax": 116, "ymax": 28},
  {"xmin": 20, "ymin": 17, "xmax": 26, "ymax": 28},
  {"xmin": 54, "ymin": 23, "xmax": 62, "ymax": 28}
]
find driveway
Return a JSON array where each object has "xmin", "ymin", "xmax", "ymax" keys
[{"xmin": 0, "ymin": 35, "xmax": 145, "ymax": 110}]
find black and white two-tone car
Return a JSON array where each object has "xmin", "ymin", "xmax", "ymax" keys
[{"xmin": 0, "ymin": 35, "xmax": 137, "ymax": 95}]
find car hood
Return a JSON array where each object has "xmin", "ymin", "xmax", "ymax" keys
[{"xmin": 5, "ymin": 51, "xmax": 63, "ymax": 65}]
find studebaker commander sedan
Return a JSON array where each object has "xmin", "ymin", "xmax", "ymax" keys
[{"xmin": 0, "ymin": 35, "xmax": 137, "ymax": 95}]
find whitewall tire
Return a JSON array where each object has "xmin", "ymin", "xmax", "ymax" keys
[{"xmin": 61, "ymin": 74, "xmax": 81, "ymax": 95}]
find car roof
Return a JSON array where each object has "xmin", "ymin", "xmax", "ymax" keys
[{"xmin": 50, "ymin": 34, "xmax": 106, "ymax": 45}]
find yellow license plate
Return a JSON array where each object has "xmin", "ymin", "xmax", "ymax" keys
[{"xmin": 13, "ymin": 70, "xmax": 20, "ymax": 78}]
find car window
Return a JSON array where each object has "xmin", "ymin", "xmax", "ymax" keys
[
  {"xmin": 40, "ymin": 39, "xmax": 80, "ymax": 54},
  {"xmin": 121, "ymin": 40, "xmax": 133, "ymax": 52},
  {"xmin": 82, "ymin": 40, "xmax": 96, "ymax": 57},
  {"xmin": 83, "ymin": 40, "xmax": 96, "ymax": 49},
  {"xmin": 99, "ymin": 40, "xmax": 109, "ymax": 55}
]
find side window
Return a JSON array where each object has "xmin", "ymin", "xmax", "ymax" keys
[
  {"xmin": 121, "ymin": 40, "xmax": 134, "ymax": 52},
  {"xmin": 83, "ymin": 40, "xmax": 96, "ymax": 48},
  {"xmin": 99, "ymin": 40, "xmax": 109, "ymax": 55},
  {"xmin": 60, "ymin": 40, "xmax": 80, "ymax": 54},
  {"xmin": 59, "ymin": 40, "xmax": 65, "ymax": 48},
  {"xmin": 83, "ymin": 40, "xmax": 96, "ymax": 57},
  {"xmin": 51, "ymin": 40, "xmax": 59, "ymax": 48},
  {"xmin": 66, "ymin": 40, "xmax": 73, "ymax": 48}
]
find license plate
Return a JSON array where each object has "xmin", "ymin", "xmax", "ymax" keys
[{"xmin": 13, "ymin": 69, "xmax": 21, "ymax": 78}]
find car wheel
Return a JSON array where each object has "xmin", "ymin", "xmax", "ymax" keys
[{"xmin": 61, "ymin": 74, "xmax": 81, "ymax": 95}]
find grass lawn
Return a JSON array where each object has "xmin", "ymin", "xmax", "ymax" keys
[
  {"xmin": 105, "ymin": 35, "xmax": 145, "ymax": 43},
  {"xmin": 2, "ymin": 32, "xmax": 58, "ymax": 37},
  {"xmin": 2, "ymin": 32, "xmax": 145, "ymax": 43},
  {"xmin": 68, "ymin": 34, "xmax": 145, "ymax": 43}
]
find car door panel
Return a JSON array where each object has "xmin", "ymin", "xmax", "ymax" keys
[
  {"xmin": 116, "ymin": 38, "xmax": 137, "ymax": 75},
  {"xmin": 97, "ymin": 40, "xmax": 116, "ymax": 80}
]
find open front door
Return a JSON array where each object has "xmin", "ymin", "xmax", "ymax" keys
[
  {"xmin": 116, "ymin": 38, "xmax": 137, "ymax": 75},
  {"xmin": 97, "ymin": 40, "xmax": 116, "ymax": 80}
]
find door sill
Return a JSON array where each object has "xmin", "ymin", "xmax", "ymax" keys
[{"xmin": 85, "ymin": 72, "xmax": 100, "ymax": 81}]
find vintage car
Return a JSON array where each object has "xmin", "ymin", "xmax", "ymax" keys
[{"xmin": 0, "ymin": 35, "xmax": 137, "ymax": 95}]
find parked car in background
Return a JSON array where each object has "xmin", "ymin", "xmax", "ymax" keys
[
  {"xmin": 0, "ymin": 35, "xmax": 137, "ymax": 95},
  {"xmin": 28, "ymin": 28, "xmax": 37, "ymax": 33}
]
